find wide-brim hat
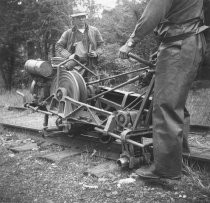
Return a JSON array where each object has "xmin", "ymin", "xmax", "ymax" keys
[{"xmin": 70, "ymin": 11, "xmax": 87, "ymax": 18}]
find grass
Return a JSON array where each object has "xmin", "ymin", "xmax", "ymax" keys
[
  {"xmin": 0, "ymin": 88, "xmax": 32, "ymax": 107},
  {"xmin": 1, "ymin": 84, "xmax": 210, "ymax": 201},
  {"xmin": 186, "ymin": 80, "xmax": 210, "ymax": 126},
  {"xmin": 0, "ymin": 128, "xmax": 210, "ymax": 202},
  {"xmin": 183, "ymin": 159, "xmax": 210, "ymax": 194}
]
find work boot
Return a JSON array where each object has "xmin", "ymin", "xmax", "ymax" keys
[{"xmin": 135, "ymin": 167, "xmax": 181, "ymax": 180}]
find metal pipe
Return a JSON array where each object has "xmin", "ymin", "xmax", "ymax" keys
[
  {"xmin": 87, "ymin": 66, "xmax": 150, "ymax": 85},
  {"xmin": 95, "ymin": 127, "xmax": 145, "ymax": 148},
  {"xmin": 128, "ymin": 53, "xmax": 155, "ymax": 68},
  {"xmin": 87, "ymin": 75, "xmax": 140, "ymax": 102},
  {"xmin": 117, "ymin": 157, "xmax": 129, "ymax": 168}
]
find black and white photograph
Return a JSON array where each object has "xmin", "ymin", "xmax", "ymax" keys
[{"xmin": 0, "ymin": 0, "xmax": 210, "ymax": 202}]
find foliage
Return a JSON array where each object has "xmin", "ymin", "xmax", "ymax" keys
[
  {"xmin": 98, "ymin": 0, "xmax": 144, "ymax": 44},
  {"xmin": 19, "ymin": 0, "xmax": 75, "ymax": 59},
  {"xmin": 0, "ymin": 0, "xmax": 159, "ymax": 90},
  {"xmin": 95, "ymin": 0, "xmax": 158, "ymax": 59},
  {"xmin": 0, "ymin": 0, "xmax": 25, "ymax": 90},
  {"xmin": 0, "ymin": 0, "xmax": 75, "ymax": 89},
  {"xmin": 96, "ymin": 0, "xmax": 158, "ymax": 76}
]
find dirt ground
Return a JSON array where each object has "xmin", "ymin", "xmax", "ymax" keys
[{"xmin": 0, "ymin": 126, "xmax": 210, "ymax": 203}]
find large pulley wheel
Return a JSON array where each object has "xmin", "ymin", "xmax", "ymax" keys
[
  {"xmin": 71, "ymin": 70, "xmax": 87, "ymax": 102},
  {"xmin": 50, "ymin": 70, "xmax": 87, "ymax": 102}
]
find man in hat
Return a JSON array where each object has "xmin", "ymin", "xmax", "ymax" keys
[
  {"xmin": 119, "ymin": 0, "xmax": 207, "ymax": 180},
  {"xmin": 55, "ymin": 10, "xmax": 104, "ymax": 72}
]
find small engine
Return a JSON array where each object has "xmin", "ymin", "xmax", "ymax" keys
[{"xmin": 24, "ymin": 59, "xmax": 54, "ymax": 104}]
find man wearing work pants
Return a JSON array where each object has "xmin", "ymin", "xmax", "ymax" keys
[{"xmin": 119, "ymin": 0, "xmax": 207, "ymax": 179}]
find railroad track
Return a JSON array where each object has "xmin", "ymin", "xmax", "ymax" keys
[
  {"xmin": 2, "ymin": 105, "xmax": 210, "ymax": 133},
  {"xmin": 1, "ymin": 121, "xmax": 210, "ymax": 167},
  {"xmin": 1, "ymin": 105, "xmax": 210, "ymax": 168},
  {"xmin": 0, "ymin": 121, "xmax": 121, "ymax": 161},
  {"xmin": 0, "ymin": 105, "xmax": 27, "ymax": 111},
  {"xmin": 190, "ymin": 125, "xmax": 210, "ymax": 135}
]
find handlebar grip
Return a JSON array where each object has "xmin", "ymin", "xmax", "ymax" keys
[{"xmin": 128, "ymin": 52, "xmax": 155, "ymax": 68}]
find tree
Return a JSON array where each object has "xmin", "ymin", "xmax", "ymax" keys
[
  {"xmin": 0, "ymin": 0, "xmax": 158, "ymax": 90},
  {"xmin": 0, "ymin": 0, "xmax": 77, "ymax": 89},
  {"xmin": 20, "ymin": 0, "xmax": 74, "ymax": 60},
  {"xmin": 96, "ymin": 0, "xmax": 157, "ymax": 59},
  {"xmin": 0, "ymin": 0, "xmax": 25, "ymax": 90}
]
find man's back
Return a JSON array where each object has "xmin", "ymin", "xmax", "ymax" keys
[
  {"xmin": 166, "ymin": 0, "xmax": 203, "ymax": 23},
  {"xmin": 129, "ymin": 0, "xmax": 204, "ymax": 42}
]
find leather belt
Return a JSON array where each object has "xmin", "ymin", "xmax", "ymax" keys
[{"xmin": 160, "ymin": 25, "xmax": 210, "ymax": 43}]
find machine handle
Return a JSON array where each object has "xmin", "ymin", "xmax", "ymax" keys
[{"xmin": 128, "ymin": 52, "xmax": 155, "ymax": 68}]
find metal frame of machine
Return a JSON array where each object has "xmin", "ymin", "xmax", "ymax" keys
[{"xmin": 21, "ymin": 53, "xmax": 156, "ymax": 169}]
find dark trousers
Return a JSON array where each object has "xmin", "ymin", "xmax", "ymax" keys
[{"xmin": 152, "ymin": 33, "xmax": 206, "ymax": 177}]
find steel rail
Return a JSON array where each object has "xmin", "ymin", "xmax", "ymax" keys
[
  {"xmin": 1, "ymin": 105, "xmax": 210, "ymax": 134},
  {"xmin": 0, "ymin": 122, "xmax": 121, "ymax": 161},
  {"xmin": 1, "ymin": 122, "xmax": 210, "ymax": 165},
  {"xmin": 0, "ymin": 122, "xmax": 40, "ymax": 133}
]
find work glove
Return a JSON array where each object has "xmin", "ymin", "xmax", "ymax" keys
[
  {"xmin": 88, "ymin": 51, "xmax": 98, "ymax": 58},
  {"xmin": 119, "ymin": 41, "xmax": 134, "ymax": 59}
]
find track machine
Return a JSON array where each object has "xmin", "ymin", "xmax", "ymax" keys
[{"xmin": 20, "ymin": 53, "xmax": 156, "ymax": 169}]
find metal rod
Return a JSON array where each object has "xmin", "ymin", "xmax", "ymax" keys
[
  {"xmin": 54, "ymin": 58, "xmax": 97, "ymax": 77},
  {"xmin": 16, "ymin": 91, "xmax": 24, "ymax": 97},
  {"xmin": 16, "ymin": 91, "xmax": 26, "ymax": 103},
  {"xmin": 128, "ymin": 53, "xmax": 155, "ymax": 68},
  {"xmin": 72, "ymin": 59, "xmax": 97, "ymax": 77},
  {"xmin": 56, "ymin": 65, "xmax": 60, "ymax": 90},
  {"xmin": 54, "ymin": 58, "xmax": 73, "ymax": 67},
  {"xmin": 87, "ymin": 66, "xmax": 150, "ymax": 85},
  {"xmin": 25, "ymin": 104, "xmax": 53, "ymax": 115},
  {"xmin": 87, "ymin": 75, "xmax": 140, "ymax": 102},
  {"xmin": 95, "ymin": 127, "xmax": 145, "ymax": 148},
  {"xmin": 123, "ymin": 91, "xmax": 146, "ymax": 110},
  {"xmin": 128, "ymin": 96, "xmax": 144, "ymax": 111},
  {"xmin": 133, "ymin": 76, "xmax": 155, "ymax": 130},
  {"xmin": 43, "ymin": 114, "xmax": 49, "ymax": 128}
]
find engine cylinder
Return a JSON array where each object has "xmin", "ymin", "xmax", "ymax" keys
[{"xmin": 25, "ymin": 59, "xmax": 52, "ymax": 77}]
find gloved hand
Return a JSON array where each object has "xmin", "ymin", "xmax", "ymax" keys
[
  {"xmin": 88, "ymin": 51, "xmax": 98, "ymax": 58},
  {"xmin": 119, "ymin": 43, "xmax": 133, "ymax": 59}
]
